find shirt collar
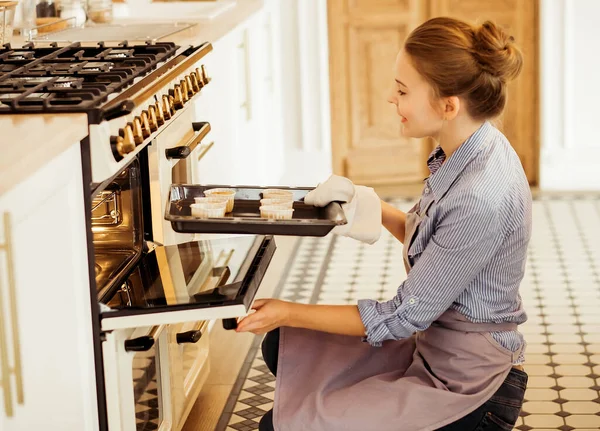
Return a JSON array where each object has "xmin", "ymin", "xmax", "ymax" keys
[{"xmin": 427, "ymin": 121, "xmax": 493, "ymax": 201}]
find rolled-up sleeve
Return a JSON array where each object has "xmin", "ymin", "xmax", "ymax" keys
[{"xmin": 358, "ymin": 197, "xmax": 504, "ymax": 347}]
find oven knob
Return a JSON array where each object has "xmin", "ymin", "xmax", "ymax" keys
[
  {"xmin": 186, "ymin": 75, "xmax": 196, "ymax": 95},
  {"xmin": 154, "ymin": 101, "xmax": 165, "ymax": 126},
  {"xmin": 132, "ymin": 117, "xmax": 144, "ymax": 144},
  {"xmin": 162, "ymin": 95, "xmax": 172, "ymax": 120},
  {"xmin": 140, "ymin": 111, "xmax": 152, "ymax": 138},
  {"xmin": 190, "ymin": 73, "xmax": 200, "ymax": 93},
  {"xmin": 172, "ymin": 85, "xmax": 184, "ymax": 109},
  {"xmin": 200, "ymin": 65, "xmax": 211, "ymax": 85},
  {"xmin": 194, "ymin": 68, "xmax": 205, "ymax": 88},
  {"xmin": 110, "ymin": 132, "xmax": 135, "ymax": 160},
  {"xmin": 180, "ymin": 79, "xmax": 189, "ymax": 103},
  {"xmin": 147, "ymin": 105, "xmax": 158, "ymax": 131}
]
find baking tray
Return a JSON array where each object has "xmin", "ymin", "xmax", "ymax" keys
[{"xmin": 165, "ymin": 185, "xmax": 347, "ymax": 237}]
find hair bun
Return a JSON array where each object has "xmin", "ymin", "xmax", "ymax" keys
[{"xmin": 472, "ymin": 20, "xmax": 523, "ymax": 82}]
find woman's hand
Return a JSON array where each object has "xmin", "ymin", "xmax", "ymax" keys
[{"xmin": 236, "ymin": 299, "xmax": 293, "ymax": 335}]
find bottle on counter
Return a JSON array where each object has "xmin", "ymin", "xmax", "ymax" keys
[
  {"xmin": 0, "ymin": 1, "xmax": 17, "ymax": 45},
  {"xmin": 35, "ymin": 0, "xmax": 57, "ymax": 17},
  {"xmin": 57, "ymin": 0, "xmax": 86, "ymax": 26}
]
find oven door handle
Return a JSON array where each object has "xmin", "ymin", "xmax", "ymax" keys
[
  {"xmin": 124, "ymin": 326, "xmax": 160, "ymax": 352},
  {"xmin": 165, "ymin": 122, "xmax": 211, "ymax": 159}
]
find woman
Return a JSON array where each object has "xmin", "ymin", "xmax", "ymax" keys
[{"xmin": 237, "ymin": 16, "xmax": 532, "ymax": 431}]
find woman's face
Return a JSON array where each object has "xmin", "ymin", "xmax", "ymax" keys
[{"xmin": 387, "ymin": 48, "xmax": 445, "ymax": 139}]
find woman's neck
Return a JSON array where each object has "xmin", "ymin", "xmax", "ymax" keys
[{"xmin": 434, "ymin": 117, "xmax": 485, "ymax": 159}]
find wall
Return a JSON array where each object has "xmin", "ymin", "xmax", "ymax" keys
[
  {"xmin": 540, "ymin": 0, "xmax": 600, "ymax": 190},
  {"xmin": 274, "ymin": 0, "xmax": 333, "ymax": 186}
]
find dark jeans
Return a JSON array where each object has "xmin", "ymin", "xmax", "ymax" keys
[{"xmin": 259, "ymin": 328, "xmax": 527, "ymax": 431}]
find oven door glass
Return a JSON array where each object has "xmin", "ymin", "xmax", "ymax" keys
[{"xmin": 99, "ymin": 234, "xmax": 275, "ymax": 331}]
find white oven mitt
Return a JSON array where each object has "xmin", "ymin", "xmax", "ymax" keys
[{"xmin": 304, "ymin": 175, "xmax": 382, "ymax": 244}]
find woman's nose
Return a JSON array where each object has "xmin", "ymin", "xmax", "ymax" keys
[{"xmin": 387, "ymin": 88, "xmax": 397, "ymax": 105}]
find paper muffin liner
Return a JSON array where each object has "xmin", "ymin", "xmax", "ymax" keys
[
  {"xmin": 262, "ymin": 189, "xmax": 294, "ymax": 200},
  {"xmin": 260, "ymin": 198, "xmax": 294, "ymax": 209},
  {"xmin": 260, "ymin": 205, "xmax": 294, "ymax": 220},
  {"xmin": 203, "ymin": 188, "xmax": 236, "ymax": 212},
  {"xmin": 190, "ymin": 202, "xmax": 226, "ymax": 218}
]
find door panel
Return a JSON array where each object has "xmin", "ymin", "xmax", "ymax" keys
[
  {"xmin": 328, "ymin": 0, "xmax": 429, "ymax": 185},
  {"xmin": 428, "ymin": 0, "xmax": 539, "ymax": 184},
  {"xmin": 328, "ymin": 0, "xmax": 539, "ymax": 185},
  {"xmin": 100, "ymin": 235, "xmax": 275, "ymax": 331}
]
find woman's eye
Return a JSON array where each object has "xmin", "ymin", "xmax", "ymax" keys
[{"xmin": 397, "ymin": 90, "xmax": 406, "ymax": 96}]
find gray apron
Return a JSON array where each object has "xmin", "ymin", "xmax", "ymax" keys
[{"xmin": 273, "ymin": 199, "xmax": 523, "ymax": 431}]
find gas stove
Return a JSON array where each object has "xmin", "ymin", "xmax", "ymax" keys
[
  {"xmin": 1, "ymin": 40, "xmax": 214, "ymax": 190},
  {"xmin": 0, "ymin": 42, "xmax": 179, "ymax": 121}
]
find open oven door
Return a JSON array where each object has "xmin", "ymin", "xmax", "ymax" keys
[{"xmin": 99, "ymin": 234, "xmax": 275, "ymax": 331}]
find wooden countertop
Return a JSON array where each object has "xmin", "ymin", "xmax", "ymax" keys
[{"xmin": 0, "ymin": 114, "xmax": 89, "ymax": 197}]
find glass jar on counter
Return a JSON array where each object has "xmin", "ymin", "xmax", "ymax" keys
[
  {"xmin": 0, "ymin": 1, "xmax": 17, "ymax": 45},
  {"xmin": 86, "ymin": 0, "xmax": 112, "ymax": 23}
]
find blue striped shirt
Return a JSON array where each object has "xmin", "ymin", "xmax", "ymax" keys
[{"xmin": 357, "ymin": 121, "xmax": 531, "ymax": 364}]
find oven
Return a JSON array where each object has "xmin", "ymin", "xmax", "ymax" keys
[
  {"xmin": 0, "ymin": 39, "xmax": 341, "ymax": 431},
  {"xmin": 90, "ymin": 152, "xmax": 276, "ymax": 430}
]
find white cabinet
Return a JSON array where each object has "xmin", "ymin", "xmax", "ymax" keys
[
  {"xmin": 0, "ymin": 143, "xmax": 98, "ymax": 431},
  {"xmin": 194, "ymin": 5, "xmax": 284, "ymax": 186}
]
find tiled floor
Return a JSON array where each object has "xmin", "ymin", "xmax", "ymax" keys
[{"xmin": 219, "ymin": 194, "xmax": 600, "ymax": 431}]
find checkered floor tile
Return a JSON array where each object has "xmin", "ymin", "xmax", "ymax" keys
[
  {"xmin": 133, "ymin": 349, "xmax": 161, "ymax": 431},
  {"xmin": 218, "ymin": 194, "xmax": 600, "ymax": 431}
]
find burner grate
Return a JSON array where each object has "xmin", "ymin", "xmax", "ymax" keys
[{"xmin": 0, "ymin": 41, "xmax": 178, "ymax": 117}]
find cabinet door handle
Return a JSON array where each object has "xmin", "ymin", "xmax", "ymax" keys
[
  {"xmin": 0, "ymin": 212, "xmax": 24, "ymax": 416},
  {"xmin": 239, "ymin": 29, "xmax": 252, "ymax": 121}
]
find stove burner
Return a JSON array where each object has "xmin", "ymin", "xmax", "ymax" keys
[
  {"xmin": 0, "ymin": 41, "xmax": 179, "ymax": 118},
  {"xmin": 104, "ymin": 49, "xmax": 133, "ymax": 59},
  {"xmin": 6, "ymin": 51, "xmax": 36, "ymax": 61}
]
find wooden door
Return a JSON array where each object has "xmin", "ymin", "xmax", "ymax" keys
[
  {"xmin": 328, "ymin": 0, "xmax": 539, "ymax": 185},
  {"xmin": 428, "ymin": 0, "xmax": 539, "ymax": 184},
  {"xmin": 328, "ymin": 0, "xmax": 430, "ymax": 185}
]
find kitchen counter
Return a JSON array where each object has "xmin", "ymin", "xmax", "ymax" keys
[
  {"xmin": 0, "ymin": 114, "xmax": 88, "ymax": 197},
  {"xmin": 157, "ymin": 0, "xmax": 264, "ymax": 46},
  {"xmin": 8, "ymin": 0, "xmax": 264, "ymax": 47}
]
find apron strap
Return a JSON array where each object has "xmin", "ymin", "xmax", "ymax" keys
[{"xmin": 432, "ymin": 320, "xmax": 518, "ymax": 333}]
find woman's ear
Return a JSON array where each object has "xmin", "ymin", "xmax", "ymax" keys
[{"xmin": 443, "ymin": 96, "xmax": 460, "ymax": 120}]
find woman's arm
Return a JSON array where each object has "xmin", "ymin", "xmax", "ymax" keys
[
  {"xmin": 381, "ymin": 200, "xmax": 407, "ymax": 243},
  {"xmin": 287, "ymin": 303, "xmax": 366, "ymax": 337},
  {"xmin": 235, "ymin": 299, "xmax": 366, "ymax": 337}
]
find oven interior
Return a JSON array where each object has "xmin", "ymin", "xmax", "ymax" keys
[{"xmin": 92, "ymin": 158, "xmax": 144, "ymax": 302}]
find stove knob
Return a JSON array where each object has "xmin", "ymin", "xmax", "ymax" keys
[
  {"xmin": 140, "ymin": 111, "xmax": 151, "ymax": 138},
  {"xmin": 147, "ymin": 105, "xmax": 158, "ymax": 131},
  {"xmin": 200, "ymin": 65, "xmax": 211, "ymax": 85},
  {"xmin": 179, "ymin": 80, "xmax": 189, "ymax": 103},
  {"xmin": 186, "ymin": 75, "xmax": 196, "ymax": 95},
  {"xmin": 110, "ymin": 132, "xmax": 135, "ymax": 160},
  {"xmin": 194, "ymin": 68, "xmax": 205, "ymax": 89},
  {"xmin": 162, "ymin": 95, "xmax": 172, "ymax": 120},
  {"xmin": 132, "ymin": 117, "xmax": 144, "ymax": 144},
  {"xmin": 172, "ymin": 85, "xmax": 184, "ymax": 109},
  {"xmin": 154, "ymin": 101, "xmax": 165, "ymax": 126},
  {"xmin": 189, "ymin": 73, "xmax": 200, "ymax": 93}
]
